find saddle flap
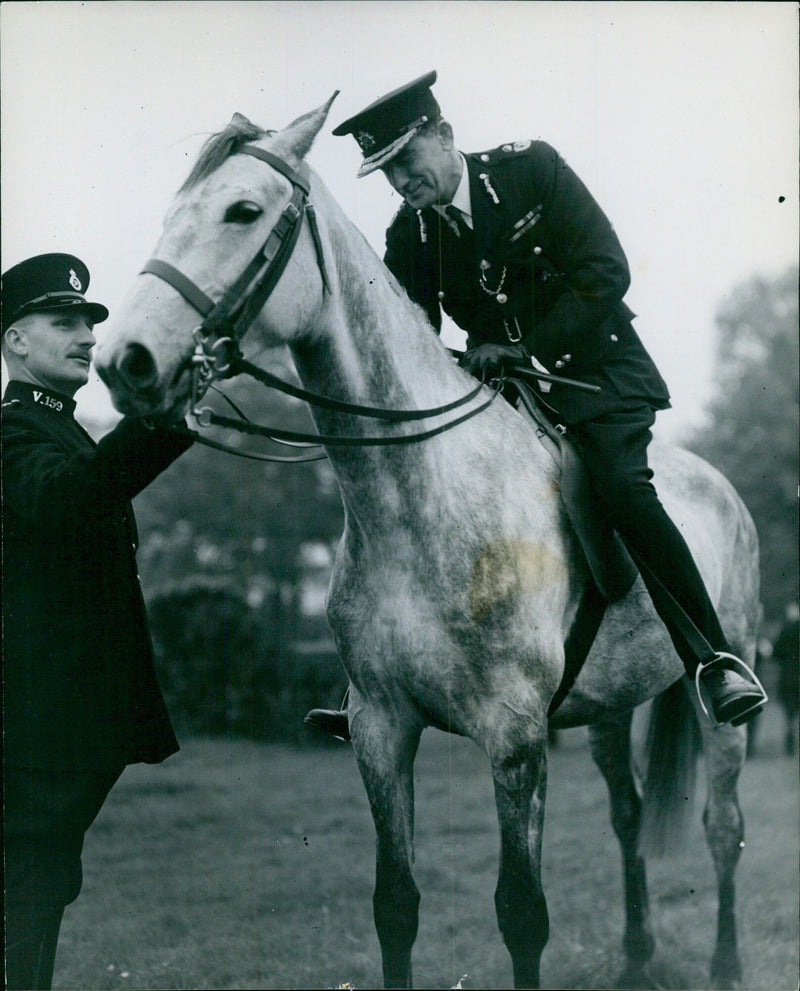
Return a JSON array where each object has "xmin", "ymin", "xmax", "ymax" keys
[
  {"xmin": 558, "ymin": 441, "xmax": 638, "ymax": 602},
  {"xmin": 512, "ymin": 379, "xmax": 638, "ymax": 603}
]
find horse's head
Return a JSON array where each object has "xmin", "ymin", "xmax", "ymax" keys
[{"xmin": 96, "ymin": 95, "xmax": 338, "ymax": 418}]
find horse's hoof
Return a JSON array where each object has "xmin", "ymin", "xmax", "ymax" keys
[
  {"xmin": 710, "ymin": 947, "xmax": 743, "ymax": 989},
  {"xmin": 617, "ymin": 963, "xmax": 664, "ymax": 990},
  {"xmin": 709, "ymin": 969, "xmax": 743, "ymax": 991}
]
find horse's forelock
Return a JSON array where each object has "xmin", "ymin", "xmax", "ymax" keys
[{"xmin": 179, "ymin": 118, "xmax": 276, "ymax": 193}]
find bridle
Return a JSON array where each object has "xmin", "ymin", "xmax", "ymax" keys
[
  {"xmin": 140, "ymin": 146, "xmax": 331, "ymax": 408},
  {"xmin": 138, "ymin": 144, "xmax": 499, "ymax": 461}
]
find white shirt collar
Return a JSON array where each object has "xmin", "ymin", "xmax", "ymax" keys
[{"xmin": 434, "ymin": 154, "xmax": 473, "ymax": 228}]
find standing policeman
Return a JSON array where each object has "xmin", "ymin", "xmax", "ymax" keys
[
  {"xmin": 306, "ymin": 71, "xmax": 765, "ymax": 740},
  {"xmin": 2, "ymin": 253, "xmax": 195, "ymax": 989}
]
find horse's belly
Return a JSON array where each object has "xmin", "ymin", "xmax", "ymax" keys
[{"xmin": 329, "ymin": 571, "xmax": 564, "ymax": 738}]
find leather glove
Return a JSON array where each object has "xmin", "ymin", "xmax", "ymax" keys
[{"xmin": 458, "ymin": 343, "xmax": 529, "ymax": 379}]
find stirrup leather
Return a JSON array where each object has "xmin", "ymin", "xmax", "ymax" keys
[{"xmin": 695, "ymin": 651, "xmax": 768, "ymax": 728}]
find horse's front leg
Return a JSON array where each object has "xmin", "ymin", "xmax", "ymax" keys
[
  {"xmin": 491, "ymin": 732, "xmax": 549, "ymax": 990},
  {"xmin": 588, "ymin": 715, "xmax": 656, "ymax": 987},
  {"xmin": 349, "ymin": 689, "xmax": 423, "ymax": 989}
]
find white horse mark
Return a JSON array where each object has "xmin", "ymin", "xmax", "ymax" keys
[{"xmin": 469, "ymin": 538, "xmax": 562, "ymax": 622}]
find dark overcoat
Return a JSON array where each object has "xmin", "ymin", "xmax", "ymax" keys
[
  {"xmin": 384, "ymin": 139, "xmax": 671, "ymax": 423},
  {"xmin": 2, "ymin": 380, "xmax": 194, "ymax": 771}
]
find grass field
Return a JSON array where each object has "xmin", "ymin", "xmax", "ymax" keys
[{"xmin": 54, "ymin": 704, "xmax": 798, "ymax": 990}]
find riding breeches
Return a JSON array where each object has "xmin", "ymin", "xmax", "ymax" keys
[
  {"xmin": 4, "ymin": 765, "xmax": 123, "ymax": 990},
  {"xmin": 569, "ymin": 405, "xmax": 728, "ymax": 674}
]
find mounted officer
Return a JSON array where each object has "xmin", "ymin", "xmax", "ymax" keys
[
  {"xmin": 306, "ymin": 70, "xmax": 766, "ymax": 740},
  {"xmin": 2, "ymin": 253, "xmax": 195, "ymax": 989}
]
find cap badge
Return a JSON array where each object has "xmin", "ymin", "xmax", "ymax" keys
[
  {"xmin": 68, "ymin": 269, "xmax": 83, "ymax": 291},
  {"xmin": 357, "ymin": 131, "xmax": 376, "ymax": 153},
  {"xmin": 356, "ymin": 131, "xmax": 375, "ymax": 153}
]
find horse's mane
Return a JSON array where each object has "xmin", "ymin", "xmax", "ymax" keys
[{"xmin": 179, "ymin": 114, "xmax": 276, "ymax": 193}]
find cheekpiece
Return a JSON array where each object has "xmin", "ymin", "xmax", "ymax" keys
[
  {"xmin": 1, "ymin": 253, "xmax": 109, "ymax": 334},
  {"xmin": 333, "ymin": 70, "xmax": 440, "ymax": 177}
]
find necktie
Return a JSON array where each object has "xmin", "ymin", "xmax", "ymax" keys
[{"xmin": 446, "ymin": 204, "xmax": 471, "ymax": 239}]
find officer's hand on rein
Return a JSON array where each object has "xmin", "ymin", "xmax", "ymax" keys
[{"xmin": 458, "ymin": 343, "xmax": 529, "ymax": 379}]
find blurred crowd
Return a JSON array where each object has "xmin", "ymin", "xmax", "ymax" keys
[{"xmin": 747, "ymin": 602, "xmax": 799, "ymax": 758}]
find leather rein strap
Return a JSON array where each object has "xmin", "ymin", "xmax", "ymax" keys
[{"xmin": 138, "ymin": 146, "xmax": 595, "ymax": 454}]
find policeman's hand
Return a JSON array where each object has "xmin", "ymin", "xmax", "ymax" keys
[{"xmin": 458, "ymin": 343, "xmax": 528, "ymax": 379}]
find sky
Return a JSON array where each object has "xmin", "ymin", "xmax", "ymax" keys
[{"xmin": 1, "ymin": 0, "xmax": 797, "ymax": 441}]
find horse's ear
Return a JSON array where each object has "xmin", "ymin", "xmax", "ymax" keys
[
  {"xmin": 272, "ymin": 91, "xmax": 340, "ymax": 163},
  {"xmin": 230, "ymin": 111, "xmax": 254, "ymax": 129}
]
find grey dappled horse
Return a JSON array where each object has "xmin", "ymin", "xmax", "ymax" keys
[{"xmin": 96, "ymin": 98, "xmax": 756, "ymax": 990}]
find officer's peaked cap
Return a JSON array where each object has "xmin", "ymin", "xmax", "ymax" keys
[
  {"xmin": 333, "ymin": 71, "xmax": 440, "ymax": 178},
  {"xmin": 2, "ymin": 253, "xmax": 109, "ymax": 334}
]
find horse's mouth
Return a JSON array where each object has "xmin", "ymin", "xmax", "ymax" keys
[{"xmin": 97, "ymin": 353, "xmax": 193, "ymax": 419}]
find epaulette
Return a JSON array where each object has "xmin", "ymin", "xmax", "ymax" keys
[{"xmin": 470, "ymin": 140, "xmax": 535, "ymax": 165}]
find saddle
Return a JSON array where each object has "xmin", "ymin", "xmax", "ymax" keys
[
  {"xmin": 508, "ymin": 377, "xmax": 639, "ymax": 715},
  {"xmin": 511, "ymin": 378, "xmax": 638, "ymax": 604}
]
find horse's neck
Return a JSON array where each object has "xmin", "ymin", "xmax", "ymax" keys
[
  {"xmin": 290, "ymin": 207, "xmax": 551, "ymax": 549},
  {"xmin": 296, "ymin": 228, "xmax": 455, "ymax": 417}
]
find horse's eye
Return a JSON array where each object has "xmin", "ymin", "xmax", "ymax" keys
[{"xmin": 224, "ymin": 201, "xmax": 263, "ymax": 224}]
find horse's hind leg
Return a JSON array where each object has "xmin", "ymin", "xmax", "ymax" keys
[
  {"xmin": 491, "ymin": 734, "xmax": 549, "ymax": 989},
  {"xmin": 588, "ymin": 715, "xmax": 656, "ymax": 987},
  {"xmin": 350, "ymin": 694, "xmax": 422, "ymax": 989},
  {"xmin": 698, "ymin": 717, "xmax": 747, "ymax": 989}
]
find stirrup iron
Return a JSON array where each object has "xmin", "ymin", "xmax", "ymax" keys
[{"xmin": 694, "ymin": 651, "xmax": 768, "ymax": 728}]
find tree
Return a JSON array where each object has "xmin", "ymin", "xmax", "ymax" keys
[
  {"xmin": 686, "ymin": 267, "xmax": 798, "ymax": 628},
  {"xmin": 132, "ymin": 362, "xmax": 345, "ymax": 638}
]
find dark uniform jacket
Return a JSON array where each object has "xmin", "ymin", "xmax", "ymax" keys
[
  {"xmin": 384, "ymin": 139, "xmax": 671, "ymax": 424},
  {"xmin": 2, "ymin": 380, "xmax": 195, "ymax": 771}
]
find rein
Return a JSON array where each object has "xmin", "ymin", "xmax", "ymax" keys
[{"xmin": 139, "ymin": 145, "xmax": 598, "ymax": 460}]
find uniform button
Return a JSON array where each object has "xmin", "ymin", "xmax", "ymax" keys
[
  {"xmin": 563, "ymin": 353, "xmax": 572, "ymax": 362},
  {"xmin": 480, "ymin": 154, "xmax": 490, "ymax": 162},
  {"xmin": 496, "ymin": 293, "xmax": 508, "ymax": 304},
  {"xmin": 533, "ymin": 246, "xmax": 542, "ymax": 255},
  {"xmin": 437, "ymin": 291, "xmax": 445, "ymax": 300},
  {"xmin": 610, "ymin": 334, "xmax": 619, "ymax": 342},
  {"xmin": 502, "ymin": 144, "xmax": 512, "ymax": 153},
  {"xmin": 555, "ymin": 360, "xmax": 565, "ymax": 369}
]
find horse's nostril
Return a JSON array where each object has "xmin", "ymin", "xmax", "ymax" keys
[{"xmin": 119, "ymin": 343, "xmax": 158, "ymax": 388}]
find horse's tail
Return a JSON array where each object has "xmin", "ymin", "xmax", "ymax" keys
[{"xmin": 638, "ymin": 678, "xmax": 702, "ymax": 857}]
